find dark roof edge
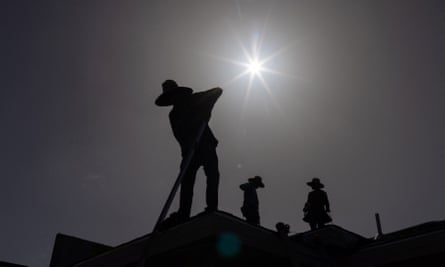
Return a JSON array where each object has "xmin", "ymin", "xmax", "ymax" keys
[
  {"xmin": 72, "ymin": 210, "xmax": 283, "ymax": 266},
  {"xmin": 291, "ymin": 224, "xmax": 366, "ymax": 240},
  {"xmin": 361, "ymin": 220, "xmax": 445, "ymax": 248},
  {"xmin": 54, "ymin": 233, "xmax": 112, "ymax": 249}
]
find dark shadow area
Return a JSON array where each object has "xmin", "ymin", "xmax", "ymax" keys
[
  {"xmin": 0, "ymin": 261, "xmax": 27, "ymax": 267},
  {"xmin": 50, "ymin": 211, "xmax": 445, "ymax": 267},
  {"xmin": 49, "ymin": 233, "xmax": 112, "ymax": 267}
]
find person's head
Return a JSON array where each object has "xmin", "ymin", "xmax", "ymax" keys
[
  {"xmin": 248, "ymin": 176, "xmax": 265, "ymax": 188},
  {"xmin": 307, "ymin": 177, "xmax": 324, "ymax": 190},
  {"xmin": 162, "ymin": 79, "xmax": 178, "ymax": 91},
  {"xmin": 155, "ymin": 79, "xmax": 193, "ymax": 106},
  {"xmin": 275, "ymin": 222, "xmax": 290, "ymax": 235}
]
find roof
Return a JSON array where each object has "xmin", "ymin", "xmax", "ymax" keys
[
  {"xmin": 51, "ymin": 212, "xmax": 445, "ymax": 267},
  {"xmin": 0, "ymin": 261, "xmax": 27, "ymax": 267},
  {"xmin": 73, "ymin": 211, "xmax": 321, "ymax": 267},
  {"xmin": 50, "ymin": 233, "xmax": 112, "ymax": 267},
  {"xmin": 347, "ymin": 220, "xmax": 445, "ymax": 266},
  {"xmin": 364, "ymin": 220, "xmax": 445, "ymax": 247},
  {"xmin": 290, "ymin": 224, "xmax": 366, "ymax": 259}
]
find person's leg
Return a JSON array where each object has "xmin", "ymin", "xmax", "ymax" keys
[
  {"xmin": 178, "ymin": 157, "xmax": 200, "ymax": 218},
  {"xmin": 246, "ymin": 216, "xmax": 257, "ymax": 225},
  {"xmin": 244, "ymin": 207, "xmax": 258, "ymax": 225},
  {"xmin": 203, "ymin": 148, "xmax": 220, "ymax": 212},
  {"xmin": 252, "ymin": 209, "xmax": 260, "ymax": 225},
  {"xmin": 309, "ymin": 222, "xmax": 317, "ymax": 230},
  {"xmin": 241, "ymin": 206, "xmax": 246, "ymax": 218}
]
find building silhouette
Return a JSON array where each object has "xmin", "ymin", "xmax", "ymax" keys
[
  {"xmin": 0, "ymin": 261, "xmax": 27, "ymax": 267},
  {"xmin": 49, "ymin": 211, "xmax": 445, "ymax": 267},
  {"xmin": 50, "ymin": 234, "xmax": 112, "ymax": 267}
]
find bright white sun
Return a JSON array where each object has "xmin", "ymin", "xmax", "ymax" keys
[
  {"xmin": 247, "ymin": 59, "xmax": 262, "ymax": 75},
  {"xmin": 210, "ymin": 21, "xmax": 298, "ymax": 118}
]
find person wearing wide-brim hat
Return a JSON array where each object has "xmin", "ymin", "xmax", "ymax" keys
[
  {"xmin": 240, "ymin": 176, "xmax": 265, "ymax": 225},
  {"xmin": 156, "ymin": 79, "xmax": 223, "ymax": 221},
  {"xmin": 248, "ymin": 176, "xmax": 265, "ymax": 188},
  {"xmin": 155, "ymin": 80, "xmax": 194, "ymax": 107},
  {"xmin": 303, "ymin": 177, "xmax": 332, "ymax": 230}
]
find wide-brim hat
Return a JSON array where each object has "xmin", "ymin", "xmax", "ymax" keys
[
  {"xmin": 307, "ymin": 177, "xmax": 324, "ymax": 188},
  {"xmin": 155, "ymin": 80, "xmax": 193, "ymax": 106},
  {"xmin": 248, "ymin": 176, "xmax": 264, "ymax": 188}
]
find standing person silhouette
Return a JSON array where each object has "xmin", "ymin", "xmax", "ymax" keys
[
  {"xmin": 303, "ymin": 178, "xmax": 332, "ymax": 230},
  {"xmin": 240, "ymin": 176, "xmax": 265, "ymax": 225},
  {"xmin": 155, "ymin": 80, "xmax": 223, "ymax": 222}
]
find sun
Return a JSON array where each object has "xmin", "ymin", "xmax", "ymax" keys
[
  {"xmin": 214, "ymin": 31, "xmax": 292, "ymax": 90},
  {"xmin": 247, "ymin": 59, "xmax": 263, "ymax": 75},
  {"xmin": 207, "ymin": 19, "xmax": 299, "ymax": 118},
  {"xmin": 217, "ymin": 35, "xmax": 282, "ymax": 96}
]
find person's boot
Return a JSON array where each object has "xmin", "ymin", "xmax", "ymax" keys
[{"xmin": 204, "ymin": 206, "xmax": 217, "ymax": 213}]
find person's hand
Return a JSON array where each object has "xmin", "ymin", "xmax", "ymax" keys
[{"xmin": 213, "ymin": 87, "xmax": 223, "ymax": 94}]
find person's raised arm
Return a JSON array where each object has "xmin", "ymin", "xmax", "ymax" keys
[
  {"xmin": 195, "ymin": 87, "xmax": 222, "ymax": 107},
  {"xmin": 193, "ymin": 87, "xmax": 223, "ymax": 121}
]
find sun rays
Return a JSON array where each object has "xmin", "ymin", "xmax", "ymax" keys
[{"xmin": 215, "ymin": 30, "xmax": 295, "ymax": 119}]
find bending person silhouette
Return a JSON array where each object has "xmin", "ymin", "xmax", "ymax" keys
[
  {"xmin": 303, "ymin": 178, "xmax": 332, "ymax": 230},
  {"xmin": 155, "ymin": 80, "xmax": 222, "ymax": 221},
  {"xmin": 240, "ymin": 176, "xmax": 265, "ymax": 225}
]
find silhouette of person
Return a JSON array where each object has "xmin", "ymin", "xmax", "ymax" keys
[
  {"xmin": 240, "ymin": 176, "xmax": 265, "ymax": 225},
  {"xmin": 155, "ymin": 80, "xmax": 222, "ymax": 220},
  {"xmin": 303, "ymin": 178, "xmax": 332, "ymax": 230},
  {"xmin": 275, "ymin": 222, "xmax": 290, "ymax": 236}
]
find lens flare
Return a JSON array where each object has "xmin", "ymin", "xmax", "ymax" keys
[{"xmin": 216, "ymin": 232, "xmax": 241, "ymax": 258}]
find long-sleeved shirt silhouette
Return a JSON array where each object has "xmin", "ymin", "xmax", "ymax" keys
[
  {"xmin": 306, "ymin": 189, "xmax": 330, "ymax": 212},
  {"xmin": 240, "ymin": 182, "xmax": 259, "ymax": 208},
  {"xmin": 169, "ymin": 88, "xmax": 222, "ymax": 156}
]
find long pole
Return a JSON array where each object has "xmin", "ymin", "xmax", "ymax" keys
[
  {"xmin": 375, "ymin": 213, "xmax": 383, "ymax": 237},
  {"xmin": 152, "ymin": 122, "xmax": 207, "ymax": 232}
]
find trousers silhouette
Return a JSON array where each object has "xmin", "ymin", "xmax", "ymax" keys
[{"xmin": 179, "ymin": 148, "xmax": 219, "ymax": 217}]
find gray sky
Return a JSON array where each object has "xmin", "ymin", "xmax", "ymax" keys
[{"xmin": 1, "ymin": 1, "xmax": 444, "ymax": 266}]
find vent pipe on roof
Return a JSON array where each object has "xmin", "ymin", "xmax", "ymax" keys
[{"xmin": 375, "ymin": 213, "xmax": 383, "ymax": 239}]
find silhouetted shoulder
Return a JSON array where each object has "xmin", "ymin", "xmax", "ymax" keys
[{"xmin": 240, "ymin": 183, "xmax": 250, "ymax": 191}]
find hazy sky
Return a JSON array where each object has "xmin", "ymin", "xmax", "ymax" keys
[{"xmin": 1, "ymin": 1, "xmax": 444, "ymax": 266}]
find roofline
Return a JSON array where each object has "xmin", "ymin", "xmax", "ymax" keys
[
  {"xmin": 74, "ymin": 211, "xmax": 319, "ymax": 266},
  {"xmin": 54, "ymin": 232, "xmax": 112, "ymax": 248},
  {"xmin": 291, "ymin": 224, "xmax": 366, "ymax": 240},
  {"xmin": 361, "ymin": 228, "xmax": 445, "ymax": 250}
]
